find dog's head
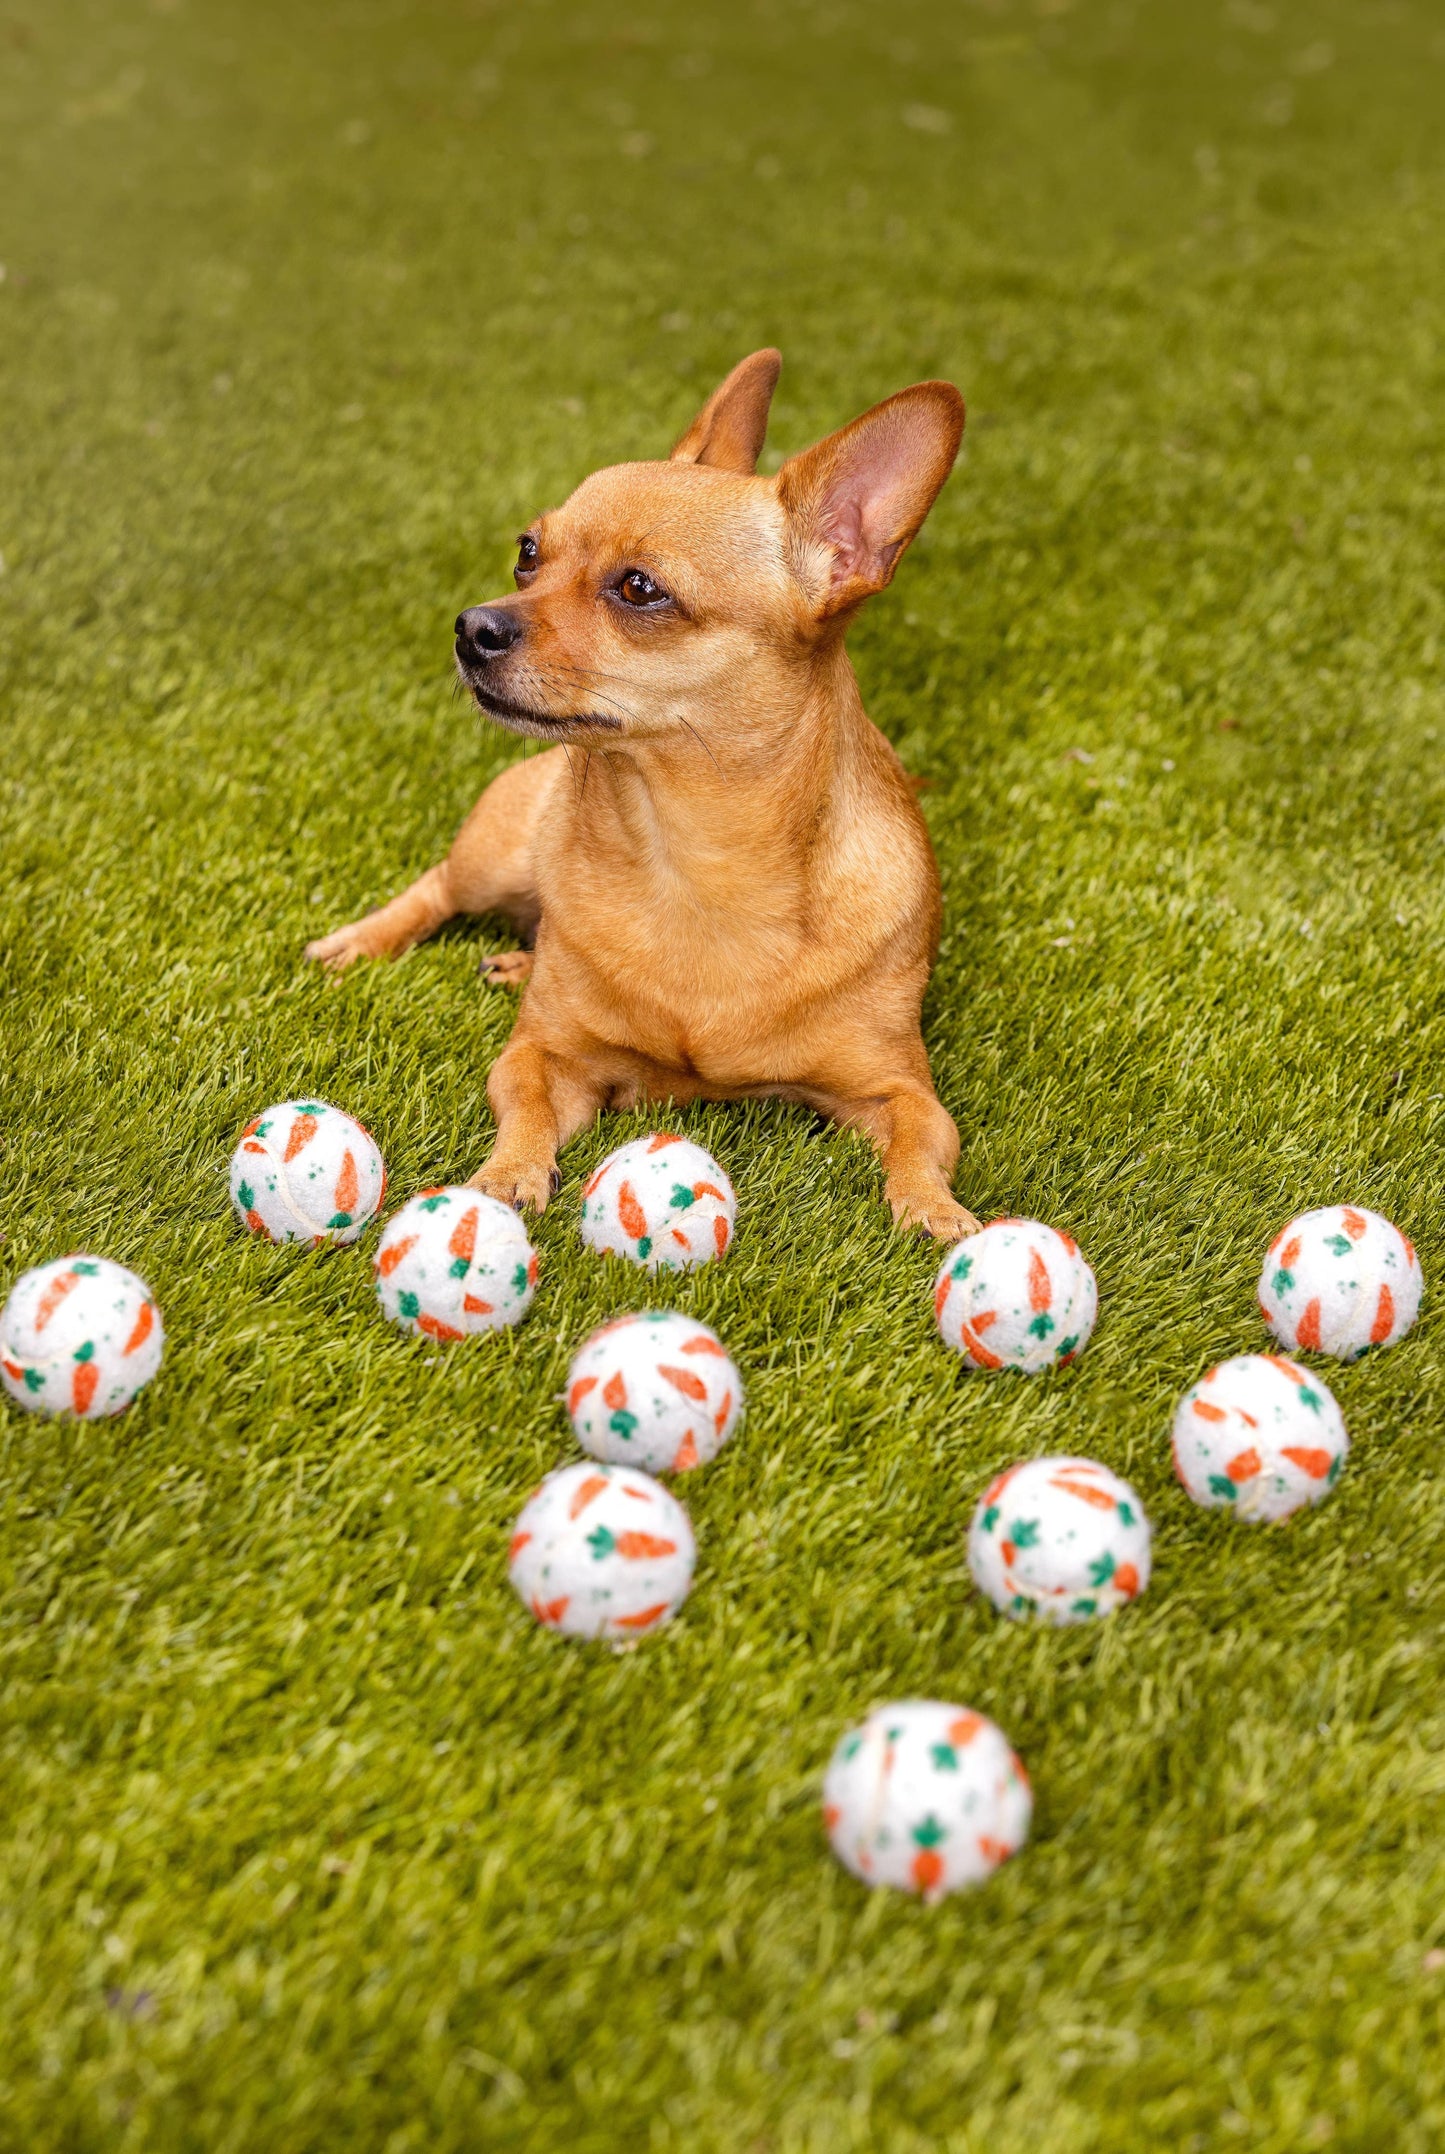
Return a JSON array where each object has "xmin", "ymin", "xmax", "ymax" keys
[{"xmin": 453, "ymin": 351, "xmax": 963, "ymax": 749}]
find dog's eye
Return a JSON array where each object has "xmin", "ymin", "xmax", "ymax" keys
[
  {"xmin": 617, "ymin": 569, "xmax": 667, "ymax": 608},
  {"xmin": 514, "ymin": 535, "xmax": 539, "ymax": 581}
]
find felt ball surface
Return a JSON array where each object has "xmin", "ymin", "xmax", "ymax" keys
[
  {"xmin": 0, "ymin": 1255, "xmax": 164, "ymax": 1419},
  {"xmin": 579, "ymin": 1134, "xmax": 735, "ymax": 1271},
  {"xmin": 375, "ymin": 1187, "xmax": 537, "ymax": 1339},
  {"xmin": 967, "ymin": 1455, "xmax": 1151, "ymax": 1624},
  {"xmin": 508, "ymin": 1461, "xmax": 696, "ymax": 1640},
  {"xmin": 933, "ymin": 1217, "xmax": 1097, "ymax": 1372},
  {"xmin": 230, "ymin": 1099, "xmax": 385, "ymax": 1247},
  {"xmin": 1258, "ymin": 1204, "xmax": 1422, "ymax": 1361},
  {"xmin": 566, "ymin": 1311, "xmax": 743, "ymax": 1473},
  {"xmin": 823, "ymin": 1700, "xmax": 1032, "ymax": 1903},
  {"xmin": 1171, "ymin": 1353, "xmax": 1348, "ymax": 1522}
]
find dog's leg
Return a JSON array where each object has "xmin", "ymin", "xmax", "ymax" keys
[
  {"xmin": 305, "ymin": 748, "xmax": 564, "ymax": 971},
  {"xmin": 827, "ymin": 1083, "xmax": 979, "ymax": 1243},
  {"xmin": 470, "ymin": 1033, "xmax": 605, "ymax": 1214}
]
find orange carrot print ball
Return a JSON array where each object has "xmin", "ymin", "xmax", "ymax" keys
[
  {"xmin": 1, "ymin": 1255, "xmax": 164, "ymax": 1419},
  {"xmin": 1258, "ymin": 1205, "xmax": 1422, "ymax": 1361},
  {"xmin": 1171, "ymin": 1353, "xmax": 1348, "ymax": 1522},
  {"xmin": 229, "ymin": 1100, "xmax": 385, "ymax": 1248},
  {"xmin": 375, "ymin": 1188, "xmax": 537, "ymax": 1339},
  {"xmin": 566, "ymin": 1311, "xmax": 743, "ymax": 1473},
  {"xmin": 579, "ymin": 1134, "xmax": 736, "ymax": 1272},
  {"xmin": 967, "ymin": 1456, "xmax": 1151, "ymax": 1624},
  {"xmin": 508, "ymin": 1461, "xmax": 696, "ymax": 1640},
  {"xmin": 823, "ymin": 1700, "xmax": 1032, "ymax": 1904},
  {"xmin": 933, "ymin": 1218, "xmax": 1097, "ymax": 1373}
]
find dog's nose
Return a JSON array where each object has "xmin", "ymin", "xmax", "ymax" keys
[{"xmin": 455, "ymin": 605, "xmax": 523, "ymax": 659}]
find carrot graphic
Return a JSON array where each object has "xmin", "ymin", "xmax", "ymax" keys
[
  {"xmin": 934, "ymin": 1277, "xmax": 950, "ymax": 1322},
  {"xmin": 569, "ymin": 1474, "xmax": 609, "ymax": 1519},
  {"xmin": 1050, "ymin": 1475, "xmax": 1118, "ymax": 1511},
  {"xmin": 1404, "ymin": 1233, "xmax": 1417, "ymax": 1267},
  {"xmin": 246, "ymin": 1211, "xmax": 271, "ymax": 1240},
  {"xmin": 1027, "ymin": 1249, "xmax": 1051, "ymax": 1312},
  {"xmin": 123, "ymin": 1303, "xmax": 154, "ymax": 1356},
  {"xmin": 242, "ymin": 1139, "xmax": 267, "ymax": 1156},
  {"xmin": 671, "ymin": 1229, "xmax": 689, "ymax": 1248},
  {"xmin": 569, "ymin": 1375, "xmax": 599, "ymax": 1413},
  {"xmin": 977, "ymin": 1836, "xmax": 1014, "ymax": 1867},
  {"xmin": 647, "ymin": 1133, "xmax": 680, "ymax": 1152},
  {"xmin": 948, "ymin": 1713, "xmax": 983, "ymax": 1745},
  {"xmin": 1114, "ymin": 1562, "xmax": 1140, "ymax": 1597},
  {"xmin": 712, "ymin": 1391, "xmax": 732, "ymax": 1437},
  {"xmin": 1057, "ymin": 1229, "xmax": 1078, "ymax": 1257},
  {"xmin": 34, "ymin": 1271, "xmax": 79, "ymax": 1332},
  {"xmin": 1238, "ymin": 1410, "xmax": 1259, "ymax": 1428},
  {"xmin": 614, "ymin": 1601, "xmax": 669, "ymax": 1630},
  {"xmin": 617, "ymin": 1181, "xmax": 648, "ymax": 1241},
  {"xmin": 692, "ymin": 1181, "xmax": 727, "ymax": 1203},
  {"xmin": 1001, "ymin": 1541, "xmax": 1016, "ymax": 1566},
  {"xmin": 1279, "ymin": 1235, "xmax": 1302, "ymax": 1270},
  {"xmin": 1226, "ymin": 1447, "xmax": 1261, "ymax": 1482},
  {"xmin": 1281, "ymin": 1446, "xmax": 1332, "ymax": 1478},
  {"xmin": 1265, "ymin": 1355, "xmax": 1307, "ymax": 1384},
  {"xmin": 1, "ymin": 1357, "xmax": 23, "ymax": 1383},
  {"xmin": 532, "ymin": 1594, "xmax": 569, "ymax": 1626},
  {"xmin": 334, "ymin": 1149, "xmax": 359, "ymax": 1217},
  {"xmin": 713, "ymin": 1216, "xmax": 730, "ymax": 1256},
  {"xmin": 241, "ymin": 1115, "xmax": 262, "ymax": 1138},
  {"xmin": 581, "ymin": 1165, "xmax": 607, "ymax": 1200},
  {"xmin": 284, "ymin": 1113, "xmax": 318, "ymax": 1163},
  {"xmin": 462, "ymin": 1295, "xmax": 493, "ymax": 1316},
  {"xmin": 911, "ymin": 1848, "xmax": 944, "ymax": 1896},
  {"xmin": 417, "ymin": 1314, "xmax": 466, "ymax": 1342},
  {"xmin": 961, "ymin": 1317, "xmax": 1002, "ymax": 1369},
  {"xmin": 72, "ymin": 1361, "xmax": 98, "ymax": 1414},
  {"xmin": 1371, "ymin": 1284, "xmax": 1394, "ymax": 1344},
  {"xmin": 1296, "ymin": 1298, "xmax": 1323, "ymax": 1350},
  {"xmin": 659, "ymin": 1364, "xmax": 707, "ymax": 1402},
  {"xmin": 1192, "ymin": 1400, "xmax": 1227, "ymax": 1423},
  {"xmin": 621, "ymin": 1485, "xmax": 652, "ymax": 1503},
  {"xmin": 508, "ymin": 1531, "xmax": 532, "ymax": 1564},
  {"xmin": 448, "ymin": 1207, "xmax": 478, "ymax": 1265},
  {"xmin": 613, "ymin": 1532, "xmax": 677, "ymax": 1559},
  {"xmin": 603, "ymin": 1371, "xmax": 628, "ymax": 1411},
  {"xmin": 682, "ymin": 1335, "xmax": 726, "ymax": 1357},
  {"xmin": 527, "ymin": 1254, "xmax": 539, "ymax": 1285},
  {"xmin": 1342, "ymin": 1208, "xmax": 1367, "ymax": 1241},
  {"xmin": 673, "ymin": 1430, "xmax": 699, "ymax": 1471},
  {"xmin": 377, "ymin": 1234, "xmax": 417, "ymax": 1277},
  {"xmin": 823, "ymin": 1803, "xmax": 841, "ymax": 1833},
  {"xmin": 980, "ymin": 1467, "xmax": 1020, "ymax": 1510}
]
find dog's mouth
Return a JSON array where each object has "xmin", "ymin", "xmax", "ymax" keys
[{"xmin": 456, "ymin": 659, "xmax": 622, "ymax": 739}]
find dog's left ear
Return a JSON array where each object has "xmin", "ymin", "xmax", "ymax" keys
[
  {"xmin": 778, "ymin": 382, "xmax": 964, "ymax": 620},
  {"xmin": 670, "ymin": 348, "xmax": 782, "ymax": 474}
]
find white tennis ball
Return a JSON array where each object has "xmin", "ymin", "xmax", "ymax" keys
[
  {"xmin": 230, "ymin": 1099, "xmax": 385, "ymax": 1247},
  {"xmin": 508, "ymin": 1461, "xmax": 696, "ymax": 1640},
  {"xmin": 823, "ymin": 1700, "xmax": 1032, "ymax": 1903},
  {"xmin": 1258, "ymin": 1204, "xmax": 1422, "ymax": 1361},
  {"xmin": 0, "ymin": 1255, "xmax": 164, "ymax": 1419},
  {"xmin": 1171, "ymin": 1353, "xmax": 1348, "ymax": 1522},
  {"xmin": 375, "ymin": 1187, "xmax": 537, "ymax": 1339},
  {"xmin": 967, "ymin": 1455, "xmax": 1151, "ymax": 1624},
  {"xmin": 579, "ymin": 1134, "xmax": 736, "ymax": 1271},
  {"xmin": 566, "ymin": 1311, "xmax": 743, "ymax": 1472},
  {"xmin": 933, "ymin": 1217, "xmax": 1097, "ymax": 1373}
]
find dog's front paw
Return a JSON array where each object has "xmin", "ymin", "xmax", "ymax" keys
[
  {"xmin": 468, "ymin": 1158, "xmax": 555, "ymax": 1214},
  {"xmin": 305, "ymin": 921, "xmax": 386, "ymax": 972},
  {"xmin": 889, "ymin": 1190, "xmax": 981, "ymax": 1244}
]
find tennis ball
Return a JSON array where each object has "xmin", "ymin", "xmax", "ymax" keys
[
  {"xmin": 507, "ymin": 1461, "xmax": 696, "ymax": 1639},
  {"xmin": 579, "ymin": 1133, "xmax": 735, "ymax": 1271},
  {"xmin": 375, "ymin": 1187, "xmax": 537, "ymax": 1339},
  {"xmin": 230, "ymin": 1099, "xmax": 385, "ymax": 1247},
  {"xmin": 967, "ymin": 1455, "xmax": 1151, "ymax": 1624},
  {"xmin": 565, "ymin": 1311, "xmax": 743, "ymax": 1472},
  {"xmin": 823, "ymin": 1700, "xmax": 1032, "ymax": 1903},
  {"xmin": 1171, "ymin": 1353, "xmax": 1348, "ymax": 1521},
  {"xmin": 0, "ymin": 1255, "xmax": 164, "ymax": 1419},
  {"xmin": 933, "ymin": 1217, "xmax": 1097, "ymax": 1372},
  {"xmin": 1258, "ymin": 1204, "xmax": 1421, "ymax": 1360}
]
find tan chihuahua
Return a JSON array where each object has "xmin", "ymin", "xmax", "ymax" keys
[{"xmin": 307, "ymin": 350, "xmax": 979, "ymax": 1240}]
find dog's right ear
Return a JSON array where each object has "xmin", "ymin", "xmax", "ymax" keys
[{"xmin": 670, "ymin": 348, "xmax": 782, "ymax": 475}]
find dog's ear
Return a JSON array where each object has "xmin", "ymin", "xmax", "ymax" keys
[
  {"xmin": 670, "ymin": 348, "xmax": 783, "ymax": 474},
  {"xmin": 777, "ymin": 382, "xmax": 964, "ymax": 619}
]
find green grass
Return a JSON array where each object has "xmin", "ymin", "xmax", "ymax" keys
[{"xmin": 2, "ymin": 0, "xmax": 1445, "ymax": 2145}]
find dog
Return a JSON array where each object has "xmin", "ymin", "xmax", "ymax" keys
[{"xmin": 306, "ymin": 350, "xmax": 979, "ymax": 1241}]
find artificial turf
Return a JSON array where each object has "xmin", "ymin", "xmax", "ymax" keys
[{"xmin": 2, "ymin": 0, "xmax": 1445, "ymax": 2145}]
